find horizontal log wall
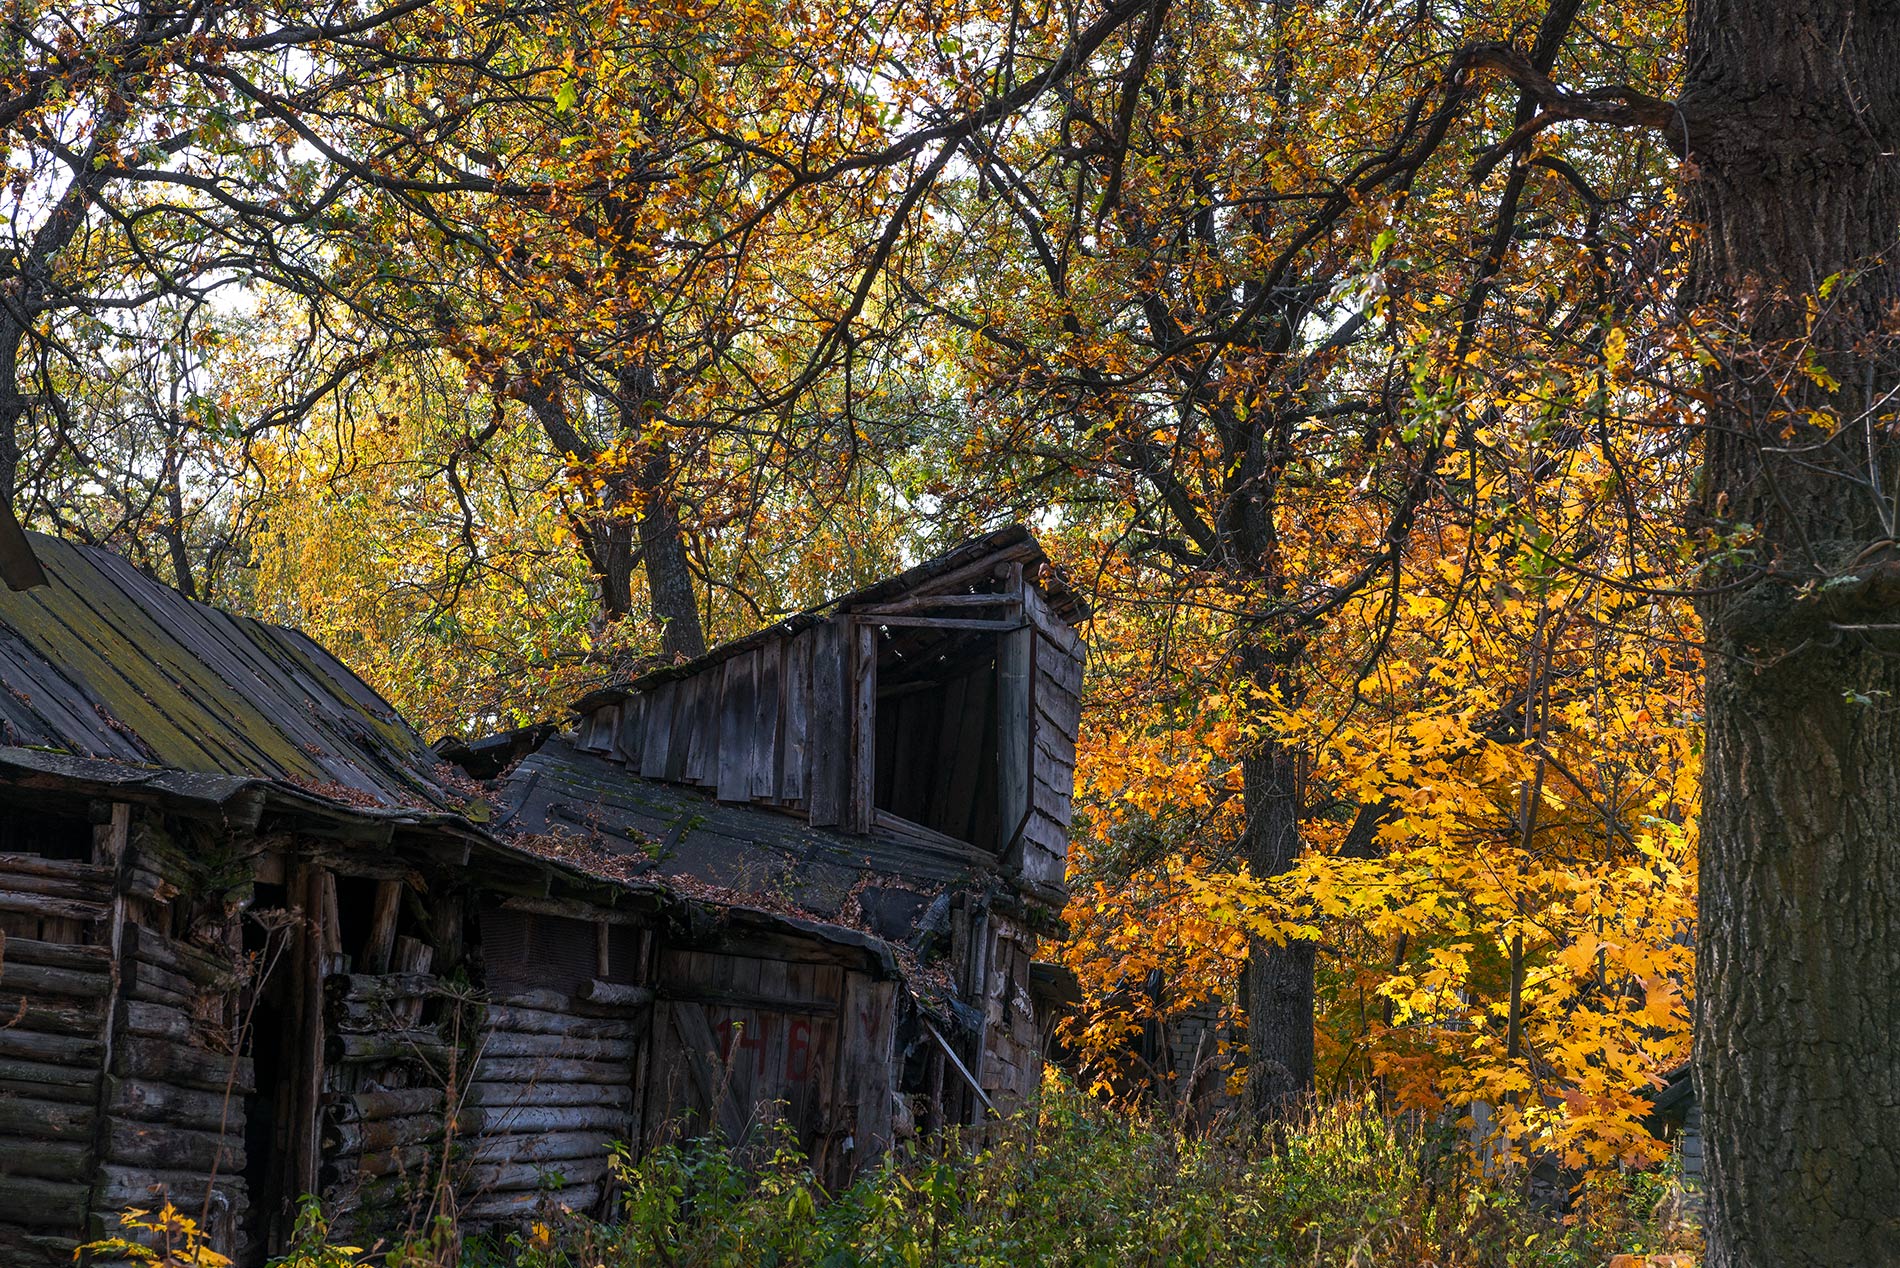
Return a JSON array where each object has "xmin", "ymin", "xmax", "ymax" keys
[
  {"xmin": 0, "ymin": 900, "xmax": 111, "ymax": 1268},
  {"xmin": 105, "ymin": 921, "xmax": 251, "ymax": 1262},
  {"xmin": 0, "ymin": 819, "xmax": 251, "ymax": 1267},
  {"xmin": 319, "ymin": 966, "xmax": 654, "ymax": 1237},
  {"xmin": 319, "ymin": 963, "xmax": 452, "ymax": 1240},
  {"xmin": 460, "ymin": 984, "xmax": 651, "ymax": 1226}
]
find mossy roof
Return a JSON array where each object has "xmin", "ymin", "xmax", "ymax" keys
[{"xmin": 0, "ymin": 533, "xmax": 455, "ymax": 809}]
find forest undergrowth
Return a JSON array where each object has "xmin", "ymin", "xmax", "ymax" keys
[{"xmin": 148, "ymin": 1079, "xmax": 1699, "ymax": 1268}]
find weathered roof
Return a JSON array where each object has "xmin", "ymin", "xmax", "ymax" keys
[
  {"xmin": 499, "ymin": 735, "xmax": 993, "ymax": 933},
  {"xmin": 574, "ymin": 524, "xmax": 1087, "ymax": 713},
  {"xmin": 0, "ymin": 536, "xmax": 914, "ymax": 974},
  {"xmin": 0, "ymin": 533, "xmax": 457, "ymax": 810}
]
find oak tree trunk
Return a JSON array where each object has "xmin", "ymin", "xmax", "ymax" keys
[
  {"xmin": 1240, "ymin": 636, "xmax": 1314, "ymax": 1119},
  {"xmin": 1684, "ymin": 2, "xmax": 1900, "ymax": 1262},
  {"xmin": 616, "ymin": 369, "xmax": 706, "ymax": 660},
  {"xmin": 520, "ymin": 368, "xmax": 705, "ymax": 655}
]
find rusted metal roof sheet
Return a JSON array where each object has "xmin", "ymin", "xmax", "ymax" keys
[{"xmin": 0, "ymin": 533, "xmax": 455, "ymax": 809}]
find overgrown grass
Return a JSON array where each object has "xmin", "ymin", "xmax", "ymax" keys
[
  {"xmin": 463, "ymin": 1079, "xmax": 1695, "ymax": 1268},
  {"xmin": 94, "ymin": 1079, "xmax": 1695, "ymax": 1266}
]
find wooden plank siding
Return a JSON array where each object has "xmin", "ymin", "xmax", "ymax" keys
[
  {"xmin": 779, "ymin": 631, "xmax": 812, "ymax": 804},
  {"xmin": 554, "ymin": 557, "xmax": 1080, "ymax": 872},
  {"xmin": 806, "ymin": 619, "xmax": 851, "ymax": 827},
  {"xmin": 716, "ymin": 653, "xmax": 757, "ymax": 803}
]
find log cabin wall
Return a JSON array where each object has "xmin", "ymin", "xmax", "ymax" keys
[
  {"xmin": 0, "ymin": 800, "xmax": 254, "ymax": 1267},
  {"xmin": 302, "ymin": 856, "xmax": 667, "ymax": 1244},
  {"xmin": 0, "ymin": 525, "xmax": 1089, "ymax": 1265},
  {"xmin": 0, "ymin": 784, "xmax": 673, "ymax": 1265},
  {"xmin": 0, "ymin": 803, "xmax": 123, "ymax": 1268},
  {"xmin": 458, "ymin": 902, "xmax": 654, "ymax": 1227}
]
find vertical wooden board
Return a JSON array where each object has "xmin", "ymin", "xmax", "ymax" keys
[
  {"xmin": 750, "ymin": 640, "xmax": 782, "ymax": 801},
  {"xmin": 362, "ymin": 879, "xmax": 403, "ymax": 975},
  {"xmin": 683, "ymin": 676, "xmax": 720, "ymax": 785},
  {"xmin": 576, "ymin": 705, "xmax": 615, "ymax": 755},
  {"xmin": 836, "ymin": 975, "xmax": 896, "ymax": 1174},
  {"xmin": 618, "ymin": 694, "xmax": 647, "ymax": 771},
  {"xmin": 779, "ymin": 632, "xmax": 811, "ymax": 804},
  {"xmin": 806, "ymin": 619, "xmax": 850, "ymax": 827},
  {"xmin": 639, "ymin": 682, "xmax": 678, "ymax": 780},
  {"xmin": 996, "ymin": 625, "xmax": 1034, "ymax": 859},
  {"xmin": 756, "ymin": 963, "xmax": 793, "ymax": 1115},
  {"xmin": 849, "ymin": 623, "xmax": 878, "ymax": 833},
  {"xmin": 649, "ymin": 950, "xmax": 712, "ymax": 1144},
  {"xmin": 713, "ymin": 956, "xmax": 760, "ymax": 1138},
  {"xmin": 927, "ymin": 673, "xmax": 969, "ymax": 832},
  {"xmin": 780, "ymin": 963, "xmax": 817, "ymax": 1141},
  {"xmin": 665, "ymin": 677, "xmax": 699, "ymax": 782},
  {"xmin": 716, "ymin": 654, "xmax": 757, "ymax": 802}
]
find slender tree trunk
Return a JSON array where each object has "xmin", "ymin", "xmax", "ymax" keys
[
  {"xmin": 518, "ymin": 368, "xmax": 703, "ymax": 653},
  {"xmin": 162, "ymin": 451, "xmax": 198, "ymax": 600},
  {"xmin": 616, "ymin": 369, "xmax": 705, "ymax": 660},
  {"xmin": 1684, "ymin": 3, "xmax": 1900, "ymax": 1262},
  {"xmin": 0, "ymin": 322, "xmax": 45, "ymax": 590}
]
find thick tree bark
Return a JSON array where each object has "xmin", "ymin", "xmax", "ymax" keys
[
  {"xmin": 0, "ymin": 324, "xmax": 46, "ymax": 590},
  {"xmin": 1241, "ymin": 738, "xmax": 1313, "ymax": 1118},
  {"xmin": 1684, "ymin": 3, "xmax": 1900, "ymax": 1263},
  {"xmin": 1239, "ymin": 635, "xmax": 1314, "ymax": 1119}
]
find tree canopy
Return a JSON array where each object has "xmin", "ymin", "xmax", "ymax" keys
[{"xmin": 11, "ymin": 0, "xmax": 1899, "ymax": 1262}]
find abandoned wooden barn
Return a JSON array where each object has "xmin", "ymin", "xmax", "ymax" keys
[
  {"xmin": 494, "ymin": 524, "xmax": 1088, "ymax": 1140},
  {"xmin": 0, "ymin": 526, "xmax": 1086, "ymax": 1265}
]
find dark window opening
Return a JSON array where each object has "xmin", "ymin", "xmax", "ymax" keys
[
  {"xmin": 607, "ymin": 922, "xmax": 643, "ymax": 984},
  {"xmin": 332, "ymin": 873, "xmax": 381, "ymax": 963},
  {"xmin": 871, "ymin": 625, "xmax": 1001, "ymax": 848},
  {"xmin": 478, "ymin": 907, "xmax": 600, "ymax": 998},
  {"xmin": 0, "ymin": 798, "xmax": 94, "ymax": 861}
]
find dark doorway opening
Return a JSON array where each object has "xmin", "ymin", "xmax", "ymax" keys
[{"xmin": 871, "ymin": 626, "xmax": 1001, "ymax": 848}]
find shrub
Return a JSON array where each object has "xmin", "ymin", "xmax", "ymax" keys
[{"xmin": 471, "ymin": 1077, "xmax": 1693, "ymax": 1268}]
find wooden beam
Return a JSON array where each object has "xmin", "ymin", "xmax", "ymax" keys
[
  {"xmin": 361, "ymin": 878, "xmax": 403, "ymax": 974},
  {"xmin": 850, "ymin": 622, "xmax": 878, "ymax": 834},
  {"xmin": 853, "ymin": 615, "xmax": 1028, "ymax": 631},
  {"xmin": 997, "ymin": 595, "xmax": 1034, "ymax": 859},
  {"xmin": 922, "ymin": 1018, "xmax": 994, "ymax": 1119},
  {"xmin": 292, "ymin": 865, "xmax": 326, "ymax": 1203},
  {"xmin": 856, "ymin": 592, "xmax": 1022, "ymax": 616}
]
